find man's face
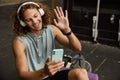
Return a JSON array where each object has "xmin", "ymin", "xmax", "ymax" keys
[{"xmin": 23, "ymin": 8, "xmax": 43, "ymax": 33}]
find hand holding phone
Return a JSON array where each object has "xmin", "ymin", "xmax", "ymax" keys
[{"xmin": 51, "ymin": 49, "xmax": 64, "ymax": 61}]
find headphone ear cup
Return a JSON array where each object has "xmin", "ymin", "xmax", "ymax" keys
[
  {"xmin": 20, "ymin": 20, "xmax": 26, "ymax": 27},
  {"xmin": 38, "ymin": 8, "xmax": 45, "ymax": 16}
]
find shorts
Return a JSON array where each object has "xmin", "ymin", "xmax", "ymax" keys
[{"xmin": 43, "ymin": 69, "xmax": 70, "ymax": 80}]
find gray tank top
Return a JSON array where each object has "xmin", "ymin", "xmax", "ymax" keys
[{"xmin": 17, "ymin": 25, "xmax": 55, "ymax": 71}]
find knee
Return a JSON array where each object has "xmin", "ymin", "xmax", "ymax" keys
[
  {"xmin": 73, "ymin": 68, "xmax": 88, "ymax": 76},
  {"xmin": 68, "ymin": 68, "xmax": 88, "ymax": 80}
]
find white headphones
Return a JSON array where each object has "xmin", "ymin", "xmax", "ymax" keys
[{"xmin": 17, "ymin": 2, "xmax": 45, "ymax": 27}]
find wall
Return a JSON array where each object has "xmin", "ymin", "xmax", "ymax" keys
[
  {"xmin": 0, "ymin": 0, "xmax": 52, "ymax": 6},
  {"xmin": 0, "ymin": 0, "xmax": 22, "ymax": 6}
]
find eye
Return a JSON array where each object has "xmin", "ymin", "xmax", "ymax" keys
[
  {"xmin": 25, "ymin": 18, "xmax": 31, "ymax": 22},
  {"xmin": 34, "ymin": 14, "xmax": 38, "ymax": 18}
]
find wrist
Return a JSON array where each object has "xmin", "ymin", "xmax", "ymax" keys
[
  {"xmin": 64, "ymin": 31, "xmax": 72, "ymax": 36},
  {"xmin": 41, "ymin": 68, "xmax": 47, "ymax": 77}
]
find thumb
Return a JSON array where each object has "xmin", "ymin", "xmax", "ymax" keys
[
  {"xmin": 53, "ymin": 19, "xmax": 58, "ymax": 26},
  {"xmin": 46, "ymin": 56, "xmax": 51, "ymax": 62}
]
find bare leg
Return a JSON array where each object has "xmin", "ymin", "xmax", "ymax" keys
[{"xmin": 68, "ymin": 68, "xmax": 89, "ymax": 80}]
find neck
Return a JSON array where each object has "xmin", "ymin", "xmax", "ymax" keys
[{"xmin": 30, "ymin": 29, "xmax": 43, "ymax": 36}]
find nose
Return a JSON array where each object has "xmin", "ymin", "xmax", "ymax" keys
[{"xmin": 32, "ymin": 18, "xmax": 37, "ymax": 25}]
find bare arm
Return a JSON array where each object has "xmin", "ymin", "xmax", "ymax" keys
[
  {"xmin": 12, "ymin": 38, "xmax": 47, "ymax": 80},
  {"xmin": 53, "ymin": 7, "xmax": 82, "ymax": 51},
  {"xmin": 12, "ymin": 38, "xmax": 64, "ymax": 80}
]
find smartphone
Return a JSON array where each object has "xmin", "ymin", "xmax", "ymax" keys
[{"xmin": 51, "ymin": 49, "xmax": 64, "ymax": 61}]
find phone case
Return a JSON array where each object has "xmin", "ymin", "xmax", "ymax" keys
[{"xmin": 51, "ymin": 49, "xmax": 64, "ymax": 61}]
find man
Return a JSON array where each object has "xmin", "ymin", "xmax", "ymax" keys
[{"xmin": 12, "ymin": 1, "xmax": 88, "ymax": 80}]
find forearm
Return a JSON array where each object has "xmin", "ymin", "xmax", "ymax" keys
[
  {"xmin": 19, "ymin": 68, "xmax": 47, "ymax": 80},
  {"xmin": 54, "ymin": 26, "xmax": 81, "ymax": 51},
  {"xmin": 66, "ymin": 32, "xmax": 82, "ymax": 51}
]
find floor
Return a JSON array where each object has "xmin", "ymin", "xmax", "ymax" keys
[{"xmin": 0, "ymin": 4, "xmax": 120, "ymax": 80}]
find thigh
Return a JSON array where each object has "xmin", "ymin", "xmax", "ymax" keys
[{"xmin": 50, "ymin": 69, "xmax": 70, "ymax": 80}]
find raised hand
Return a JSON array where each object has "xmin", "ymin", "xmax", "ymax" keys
[{"xmin": 53, "ymin": 6, "xmax": 71, "ymax": 33}]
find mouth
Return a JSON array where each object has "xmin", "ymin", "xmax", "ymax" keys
[
  {"xmin": 33, "ymin": 23, "xmax": 39, "ymax": 27},
  {"xmin": 33, "ymin": 24, "xmax": 42, "ymax": 30}
]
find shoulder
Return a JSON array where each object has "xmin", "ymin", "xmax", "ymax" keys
[
  {"xmin": 12, "ymin": 37, "xmax": 26, "ymax": 49},
  {"xmin": 44, "ymin": 25, "xmax": 59, "ymax": 36},
  {"xmin": 45, "ymin": 24, "xmax": 59, "ymax": 31},
  {"xmin": 45, "ymin": 25, "xmax": 55, "ymax": 30},
  {"xmin": 49, "ymin": 25, "xmax": 62, "ymax": 36},
  {"xmin": 12, "ymin": 37, "xmax": 21, "ymax": 44}
]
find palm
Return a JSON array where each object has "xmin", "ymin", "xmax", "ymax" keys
[{"xmin": 54, "ymin": 7, "xmax": 69, "ymax": 30}]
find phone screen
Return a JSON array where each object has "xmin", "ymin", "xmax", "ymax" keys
[{"xmin": 51, "ymin": 49, "xmax": 64, "ymax": 61}]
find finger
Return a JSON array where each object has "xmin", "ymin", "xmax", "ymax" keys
[
  {"xmin": 53, "ymin": 59, "xmax": 62, "ymax": 64},
  {"xmin": 46, "ymin": 56, "xmax": 51, "ymax": 63},
  {"xmin": 47, "ymin": 61, "xmax": 64, "ymax": 75},
  {"xmin": 53, "ymin": 19, "xmax": 58, "ymax": 26},
  {"xmin": 54, "ymin": 8, "xmax": 59, "ymax": 18},
  {"xmin": 56, "ymin": 6, "xmax": 62, "ymax": 17},
  {"xmin": 51, "ymin": 61, "xmax": 64, "ymax": 71},
  {"xmin": 59, "ymin": 7, "xmax": 64, "ymax": 16},
  {"xmin": 65, "ymin": 10, "xmax": 68, "ymax": 18}
]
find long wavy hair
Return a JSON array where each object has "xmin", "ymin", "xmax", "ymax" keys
[{"xmin": 13, "ymin": 1, "xmax": 51, "ymax": 36}]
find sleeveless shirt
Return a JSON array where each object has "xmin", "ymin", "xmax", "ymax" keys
[{"xmin": 17, "ymin": 25, "xmax": 55, "ymax": 72}]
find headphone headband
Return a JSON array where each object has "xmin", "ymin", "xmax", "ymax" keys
[{"xmin": 17, "ymin": 2, "xmax": 40, "ymax": 14}]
